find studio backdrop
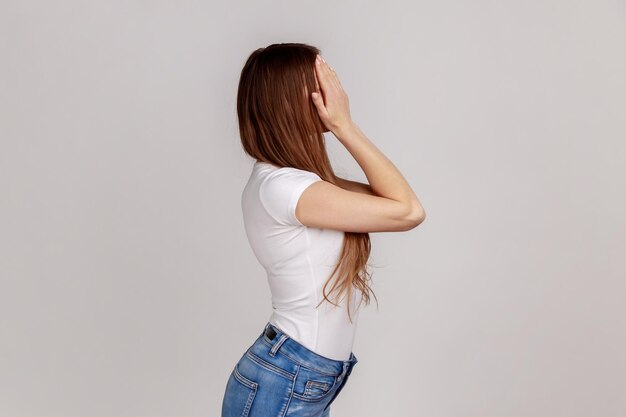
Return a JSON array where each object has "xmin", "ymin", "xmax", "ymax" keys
[{"xmin": 1, "ymin": 1, "xmax": 624, "ymax": 416}]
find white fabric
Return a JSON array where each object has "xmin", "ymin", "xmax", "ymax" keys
[{"xmin": 241, "ymin": 161, "xmax": 362, "ymax": 361}]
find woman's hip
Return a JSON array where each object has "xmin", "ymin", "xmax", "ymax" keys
[{"xmin": 221, "ymin": 321, "xmax": 358, "ymax": 417}]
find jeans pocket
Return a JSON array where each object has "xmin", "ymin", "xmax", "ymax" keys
[
  {"xmin": 291, "ymin": 367, "xmax": 338, "ymax": 402},
  {"xmin": 222, "ymin": 363, "xmax": 258, "ymax": 417},
  {"xmin": 305, "ymin": 379, "xmax": 332, "ymax": 397}
]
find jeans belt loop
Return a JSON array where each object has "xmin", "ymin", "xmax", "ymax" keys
[{"xmin": 269, "ymin": 333, "xmax": 288, "ymax": 357}]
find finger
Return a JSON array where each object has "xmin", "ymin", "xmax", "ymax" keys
[
  {"xmin": 314, "ymin": 65, "xmax": 320, "ymax": 91},
  {"xmin": 314, "ymin": 56, "xmax": 323, "ymax": 86},
  {"xmin": 318, "ymin": 58, "xmax": 345, "ymax": 99},
  {"xmin": 313, "ymin": 63, "xmax": 326, "ymax": 100},
  {"xmin": 316, "ymin": 55, "xmax": 330, "ymax": 83},
  {"xmin": 311, "ymin": 89, "xmax": 328, "ymax": 118},
  {"xmin": 315, "ymin": 56, "xmax": 333, "ymax": 95},
  {"xmin": 324, "ymin": 66, "xmax": 341, "ymax": 93},
  {"xmin": 317, "ymin": 58, "xmax": 340, "ymax": 94},
  {"xmin": 319, "ymin": 57, "xmax": 342, "ymax": 91}
]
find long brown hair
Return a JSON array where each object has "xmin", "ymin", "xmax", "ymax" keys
[{"xmin": 237, "ymin": 43, "xmax": 378, "ymax": 322}]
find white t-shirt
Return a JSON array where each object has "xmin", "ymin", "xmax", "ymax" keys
[{"xmin": 241, "ymin": 160, "xmax": 362, "ymax": 361}]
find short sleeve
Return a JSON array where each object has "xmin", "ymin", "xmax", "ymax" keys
[{"xmin": 259, "ymin": 167, "xmax": 322, "ymax": 226}]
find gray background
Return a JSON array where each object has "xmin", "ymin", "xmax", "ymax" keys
[{"xmin": 1, "ymin": 1, "xmax": 625, "ymax": 416}]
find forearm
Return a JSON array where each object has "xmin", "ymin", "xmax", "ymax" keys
[{"xmin": 334, "ymin": 122, "xmax": 423, "ymax": 211}]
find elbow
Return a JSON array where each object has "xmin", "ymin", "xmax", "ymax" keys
[{"xmin": 404, "ymin": 204, "xmax": 426, "ymax": 230}]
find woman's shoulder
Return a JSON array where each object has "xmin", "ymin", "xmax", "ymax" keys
[
  {"xmin": 255, "ymin": 160, "xmax": 320, "ymax": 179},
  {"xmin": 254, "ymin": 161, "xmax": 323, "ymax": 226}
]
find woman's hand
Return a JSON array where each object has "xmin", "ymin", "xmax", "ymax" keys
[{"xmin": 311, "ymin": 55, "xmax": 354, "ymax": 135}]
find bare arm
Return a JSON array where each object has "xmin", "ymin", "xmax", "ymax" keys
[
  {"xmin": 295, "ymin": 54, "xmax": 425, "ymax": 232},
  {"xmin": 334, "ymin": 176, "xmax": 376, "ymax": 196},
  {"xmin": 334, "ymin": 122, "xmax": 424, "ymax": 219}
]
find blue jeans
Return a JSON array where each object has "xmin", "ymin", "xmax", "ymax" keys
[{"xmin": 221, "ymin": 322, "xmax": 358, "ymax": 417}]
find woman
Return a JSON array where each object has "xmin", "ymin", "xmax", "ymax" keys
[{"xmin": 221, "ymin": 43, "xmax": 425, "ymax": 417}]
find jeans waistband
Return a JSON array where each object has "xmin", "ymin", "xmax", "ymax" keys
[{"xmin": 259, "ymin": 321, "xmax": 358, "ymax": 377}]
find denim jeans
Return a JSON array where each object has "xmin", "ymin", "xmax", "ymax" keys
[{"xmin": 221, "ymin": 321, "xmax": 358, "ymax": 417}]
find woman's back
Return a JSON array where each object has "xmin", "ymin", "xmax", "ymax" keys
[{"xmin": 241, "ymin": 160, "xmax": 362, "ymax": 361}]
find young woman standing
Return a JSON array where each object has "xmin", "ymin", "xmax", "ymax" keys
[{"xmin": 221, "ymin": 43, "xmax": 425, "ymax": 417}]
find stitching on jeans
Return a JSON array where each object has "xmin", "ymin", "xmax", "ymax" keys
[
  {"xmin": 232, "ymin": 365, "xmax": 257, "ymax": 417},
  {"xmin": 291, "ymin": 377, "xmax": 337, "ymax": 403},
  {"xmin": 245, "ymin": 350, "xmax": 295, "ymax": 380},
  {"xmin": 233, "ymin": 363, "xmax": 258, "ymax": 389},
  {"xmin": 260, "ymin": 337, "xmax": 340, "ymax": 377},
  {"xmin": 242, "ymin": 386, "xmax": 256, "ymax": 417},
  {"xmin": 282, "ymin": 364, "xmax": 299, "ymax": 417},
  {"xmin": 260, "ymin": 337, "xmax": 339, "ymax": 376},
  {"xmin": 304, "ymin": 380, "xmax": 331, "ymax": 396},
  {"xmin": 270, "ymin": 334, "xmax": 288, "ymax": 357},
  {"xmin": 307, "ymin": 380, "xmax": 330, "ymax": 390}
]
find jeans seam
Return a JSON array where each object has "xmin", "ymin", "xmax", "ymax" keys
[
  {"xmin": 245, "ymin": 350, "xmax": 295, "ymax": 381},
  {"xmin": 232, "ymin": 364, "xmax": 257, "ymax": 417},
  {"xmin": 282, "ymin": 364, "xmax": 299, "ymax": 417},
  {"xmin": 259, "ymin": 337, "xmax": 340, "ymax": 377},
  {"xmin": 233, "ymin": 363, "xmax": 258, "ymax": 390}
]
